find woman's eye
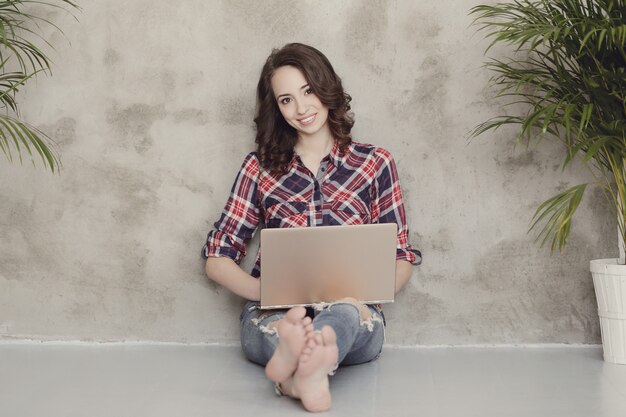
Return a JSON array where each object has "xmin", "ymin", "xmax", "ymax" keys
[
  {"xmin": 280, "ymin": 97, "xmax": 291, "ymax": 105},
  {"xmin": 304, "ymin": 88, "xmax": 313, "ymax": 95}
]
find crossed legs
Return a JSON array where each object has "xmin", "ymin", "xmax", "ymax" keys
[{"xmin": 250, "ymin": 298, "xmax": 380, "ymax": 412}]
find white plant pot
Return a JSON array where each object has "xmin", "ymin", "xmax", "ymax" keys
[{"xmin": 590, "ymin": 259, "xmax": 626, "ymax": 364}]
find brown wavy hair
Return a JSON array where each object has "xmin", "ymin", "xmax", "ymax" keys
[{"xmin": 254, "ymin": 43, "xmax": 354, "ymax": 174}]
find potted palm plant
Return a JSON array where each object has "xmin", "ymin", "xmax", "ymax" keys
[
  {"xmin": 0, "ymin": 0, "xmax": 78, "ymax": 173},
  {"xmin": 470, "ymin": 0, "xmax": 626, "ymax": 363}
]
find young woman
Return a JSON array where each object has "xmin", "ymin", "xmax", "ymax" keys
[{"xmin": 202, "ymin": 43, "xmax": 421, "ymax": 413}]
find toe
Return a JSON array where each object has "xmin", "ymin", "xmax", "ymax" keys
[{"xmin": 286, "ymin": 306, "xmax": 306, "ymax": 322}]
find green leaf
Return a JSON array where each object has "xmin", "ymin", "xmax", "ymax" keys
[
  {"xmin": 530, "ymin": 184, "xmax": 588, "ymax": 253},
  {"xmin": 0, "ymin": 114, "xmax": 60, "ymax": 171}
]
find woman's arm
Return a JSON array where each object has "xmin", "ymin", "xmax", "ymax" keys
[
  {"xmin": 205, "ymin": 257, "xmax": 261, "ymax": 301},
  {"xmin": 372, "ymin": 148, "xmax": 422, "ymax": 289},
  {"xmin": 395, "ymin": 259, "xmax": 413, "ymax": 294},
  {"xmin": 202, "ymin": 154, "xmax": 262, "ymax": 301}
]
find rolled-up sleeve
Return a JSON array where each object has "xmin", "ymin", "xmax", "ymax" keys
[
  {"xmin": 201, "ymin": 153, "xmax": 261, "ymax": 264},
  {"xmin": 373, "ymin": 149, "xmax": 422, "ymax": 265}
]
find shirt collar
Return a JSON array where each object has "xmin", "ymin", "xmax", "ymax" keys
[
  {"xmin": 288, "ymin": 140, "xmax": 349, "ymax": 172},
  {"xmin": 329, "ymin": 140, "xmax": 347, "ymax": 168}
]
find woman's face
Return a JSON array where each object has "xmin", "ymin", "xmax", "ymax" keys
[{"xmin": 270, "ymin": 65, "xmax": 329, "ymax": 139}]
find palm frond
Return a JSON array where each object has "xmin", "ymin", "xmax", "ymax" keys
[
  {"xmin": 530, "ymin": 183, "xmax": 588, "ymax": 252},
  {"xmin": 0, "ymin": 114, "xmax": 59, "ymax": 171},
  {"xmin": 0, "ymin": 0, "xmax": 78, "ymax": 172},
  {"xmin": 470, "ymin": 0, "xmax": 626, "ymax": 253}
]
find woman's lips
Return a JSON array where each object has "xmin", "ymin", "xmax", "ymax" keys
[{"xmin": 298, "ymin": 114, "xmax": 316, "ymax": 126}]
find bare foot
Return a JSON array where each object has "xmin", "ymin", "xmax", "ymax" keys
[
  {"xmin": 293, "ymin": 326, "xmax": 338, "ymax": 413},
  {"xmin": 265, "ymin": 307, "xmax": 313, "ymax": 383}
]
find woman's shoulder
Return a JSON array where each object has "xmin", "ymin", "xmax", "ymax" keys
[
  {"xmin": 241, "ymin": 151, "xmax": 260, "ymax": 165},
  {"xmin": 348, "ymin": 141, "xmax": 395, "ymax": 163},
  {"xmin": 236, "ymin": 151, "xmax": 261, "ymax": 176}
]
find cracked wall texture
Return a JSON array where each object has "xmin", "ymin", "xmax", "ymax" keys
[{"xmin": 0, "ymin": 0, "xmax": 615, "ymax": 345}]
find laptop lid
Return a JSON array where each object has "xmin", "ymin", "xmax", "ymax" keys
[{"xmin": 260, "ymin": 223, "xmax": 397, "ymax": 309}]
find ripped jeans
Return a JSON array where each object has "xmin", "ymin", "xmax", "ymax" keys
[{"xmin": 240, "ymin": 301, "xmax": 385, "ymax": 367}]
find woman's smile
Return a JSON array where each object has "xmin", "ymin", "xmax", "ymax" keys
[{"xmin": 298, "ymin": 113, "xmax": 317, "ymax": 126}]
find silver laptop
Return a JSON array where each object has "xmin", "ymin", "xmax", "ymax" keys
[{"xmin": 260, "ymin": 223, "xmax": 397, "ymax": 309}]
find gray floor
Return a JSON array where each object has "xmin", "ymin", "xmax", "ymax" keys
[{"xmin": 1, "ymin": 344, "xmax": 626, "ymax": 417}]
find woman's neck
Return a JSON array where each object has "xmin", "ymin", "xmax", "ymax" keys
[{"xmin": 294, "ymin": 126, "xmax": 334, "ymax": 160}]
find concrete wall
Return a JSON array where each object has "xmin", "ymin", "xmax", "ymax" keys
[{"xmin": 0, "ymin": 0, "xmax": 615, "ymax": 345}]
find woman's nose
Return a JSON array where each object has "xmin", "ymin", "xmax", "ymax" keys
[{"xmin": 296, "ymin": 99, "xmax": 307, "ymax": 115}]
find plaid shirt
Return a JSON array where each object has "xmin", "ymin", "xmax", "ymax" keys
[{"xmin": 202, "ymin": 141, "xmax": 421, "ymax": 278}]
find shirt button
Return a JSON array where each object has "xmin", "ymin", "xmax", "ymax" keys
[{"xmin": 321, "ymin": 167, "xmax": 325, "ymax": 172}]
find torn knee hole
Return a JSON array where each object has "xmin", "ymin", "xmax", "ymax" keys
[
  {"xmin": 250, "ymin": 317, "xmax": 280, "ymax": 336},
  {"xmin": 360, "ymin": 313, "xmax": 383, "ymax": 332}
]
